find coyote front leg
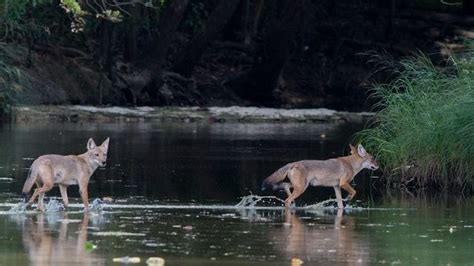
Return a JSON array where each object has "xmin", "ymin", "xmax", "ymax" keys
[
  {"xmin": 79, "ymin": 182, "xmax": 89, "ymax": 211},
  {"xmin": 333, "ymin": 186, "xmax": 344, "ymax": 209},
  {"xmin": 341, "ymin": 183, "xmax": 356, "ymax": 200},
  {"xmin": 59, "ymin": 184, "xmax": 69, "ymax": 208}
]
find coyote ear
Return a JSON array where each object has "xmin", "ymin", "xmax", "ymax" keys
[
  {"xmin": 87, "ymin": 138, "xmax": 97, "ymax": 150},
  {"xmin": 349, "ymin": 144, "xmax": 357, "ymax": 154},
  {"xmin": 357, "ymin": 144, "xmax": 367, "ymax": 157},
  {"xmin": 101, "ymin": 137, "xmax": 110, "ymax": 150}
]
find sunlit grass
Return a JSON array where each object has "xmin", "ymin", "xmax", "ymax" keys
[{"xmin": 357, "ymin": 49, "xmax": 474, "ymax": 190}]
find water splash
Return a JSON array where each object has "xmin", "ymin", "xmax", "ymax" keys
[
  {"xmin": 44, "ymin": 199, "xmax": 65, "ymax": 212},
  {"xmin": 7, "ymin": 198, "xmax": 65, "ymax": 213},
  {"xmin": 0, "ymin": 197, "xmax": 409, "ymax": 213},
  {"xmin": 89, "ymin": 198, "xmax": 104, "ymax": 212},
  {"xmin": 235, "ymin": 195, "xmax": 285, "ymax": 208},
  {"xmin": 303, "ymin": 198, "xmax": 339, "ymax": 210},
  {"xmin": 8, "ymin": 202, "xmax": 27, "ymax": 213}
]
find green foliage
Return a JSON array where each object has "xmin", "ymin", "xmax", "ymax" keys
[
  {"xmin": 60, "ymin": 0, "xmax": 84, "ymax": 16},
  {"xmin": 0, "ymin": 0, "xmax": 50, "ymax": 22},
  {"xmin": 0, "ymin": 0, "xmax": 54, "ymax": 41},
  {"xmin": 357, "ymin": 48, "xmax": 474, "ymax": 189},
  {"xmin": 0, "ymin": 58, "xmax": 29, "ymax": 106}
]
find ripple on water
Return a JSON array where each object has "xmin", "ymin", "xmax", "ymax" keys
[{"xmin": 91, "ymin": 231, "xmax": 146, "ymax": 236}]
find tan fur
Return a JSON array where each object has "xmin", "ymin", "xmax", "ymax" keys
[
  {"xmin": 22, "ymin": 138, "xmax": 110, "ymax": 212},
  {"xmin": 262, "ymin": 144, "xmax": 378, "ymax": 208}
]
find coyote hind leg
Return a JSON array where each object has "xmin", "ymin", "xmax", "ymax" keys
[
  {"xmin": 284, "ymin": 165, "xmax": 308, "ymax": 208},
  {"xmin": 280, "ymin": 182, "xmax": 292, "ymax": 197},
  {"xmin": 27, "ymin": 165, "xmax": 54, "ymax": 212}
]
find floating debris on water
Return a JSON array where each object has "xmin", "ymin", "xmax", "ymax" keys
[
  {"xmin": 146, "ymin": 257, "xmax": 165, "ymax": 266},
  {"xmin": 85, "ymin": 241, "xmax": 97, "ymax": 251},
  {"xmin": 113, "ymin": 257, "xmax": 141, "ymax": 263},
  {"xmin": 291, "ymin": 257, "xmax": 304, "ymax": 265},
  {"xmin": 102, "ymin": 197, "xmax": 114, "ymax": 203},
  {"xmin": 182, "ymin": 225, "xmax": 193, "ymax": 231}
]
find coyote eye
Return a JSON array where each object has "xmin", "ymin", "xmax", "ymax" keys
[{"xmin": 95, "ymin": 153, "xmax": 99, "ymax": 157}]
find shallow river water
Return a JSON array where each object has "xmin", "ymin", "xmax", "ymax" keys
[{"xmin": 0, "ymin": 122, "xmax": 472, "ymax": 265}]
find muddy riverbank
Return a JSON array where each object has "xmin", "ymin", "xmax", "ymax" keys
[{"xmin": 7, "ymin": 105, "xmax": 374, "ymax": 123}]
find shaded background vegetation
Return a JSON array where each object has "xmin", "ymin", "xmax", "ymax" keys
[{"xmin": 0, "ymin": 0, "xmax": 473, "ymax": 111}]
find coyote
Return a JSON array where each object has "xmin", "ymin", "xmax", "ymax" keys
[
  {"xmin": 21, "ymin": 138, "xmax": 110, "ymax": 212},
  {"xmin": 262, "ymin": 144, "xmax": 378, "ymax": 209}
]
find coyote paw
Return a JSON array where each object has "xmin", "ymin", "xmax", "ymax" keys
[{"xmin": 343, "ymin": 195, "xmax": 354, "ymax": 202}]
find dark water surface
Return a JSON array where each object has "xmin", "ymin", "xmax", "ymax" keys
[
  {"xmin": 0, "ymin": 122, "xmax": 472, "ymax": 265},
  {"xmin": 0, "ymin": 122, "xmax": 364, "ymax": 202}
]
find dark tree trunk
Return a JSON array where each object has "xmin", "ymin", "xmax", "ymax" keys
[
  {"xmin": 225, "ymin": 0, "xmax": 308, "ymax": 105},
  {"xmin": 224, "ymin": 0, "xmax": 250, "ymax": 42},
  {"xmin": 107, "ymin": 24, "xmax": 117, "ymax": 77},
  {"xmin": 245, "ymin": 0, "xmax": 265, "ymax": 44},
  {"xmin": 136, "ymin": 0, "xmax": 190, "ymax": 104},
  {"xmin": 150, "ymin": 0, "xmax": 190, "ymax": 71},
  {"xmin": 123, "ymin": 5, "xmax": 139, "ymax": 63},
  {"xmin": 99, "ymin": 20, "xmax": 115, "ymax": 76},
  {"xmin": 99, "ymin": 20, "xmax": 109, "ymax": 65},
  {"xmin": 172, "ymin": 0, "xmax": 241, "ymax": 77},
  {"xmin": 238, "ymin": 0, "xmax": 250, "ymax": 42}
]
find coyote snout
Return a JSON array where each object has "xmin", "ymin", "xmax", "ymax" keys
[
  {"xmin": 262, "ymin": 144, "xmax": 378, "ymax": 209},
  {"xmin": 355, "ymin": 147, "xmax": 379, "ymax": 170},
  {"xmin": 21, "ymin": 137, "xmax": 110, "ymax": 212}
]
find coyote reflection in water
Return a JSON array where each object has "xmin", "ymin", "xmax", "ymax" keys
[
  {"xmin": 21, "ymin": 213, "xmax": 104, "ymax": 266},
  {"xmin": 272, "ymin": 210, "xmax": 371, "ymax": 265}
]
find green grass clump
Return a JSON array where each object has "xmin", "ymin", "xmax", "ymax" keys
[{"xmin": 357, "ymin": 51, "xmax": 474, "ymax": 190}]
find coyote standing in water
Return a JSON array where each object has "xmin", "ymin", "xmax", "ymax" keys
[
  {"xmin": 262, "ymin": 144, "xmax": 378, "ymax": 208},
  {"xmin": 21, "ymin": 138, "xmax": 110, "ymax": 212}
]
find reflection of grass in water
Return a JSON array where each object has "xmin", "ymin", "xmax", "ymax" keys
[
  {"xmin": 361, "ymin": 202, "xmax": 472, "ymax": 265},
  {"xmin": 357, "ymin": 50, "xmax": 474, "ymax": 189}
]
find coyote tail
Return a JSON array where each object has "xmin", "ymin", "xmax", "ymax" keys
[
  {"xmin": 261, "ymin": 164, "xmax": 291, "ymax": 191},
  {"xmin": 21, "ymin": 164, "xmax": 38, "ymax": 202}
]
